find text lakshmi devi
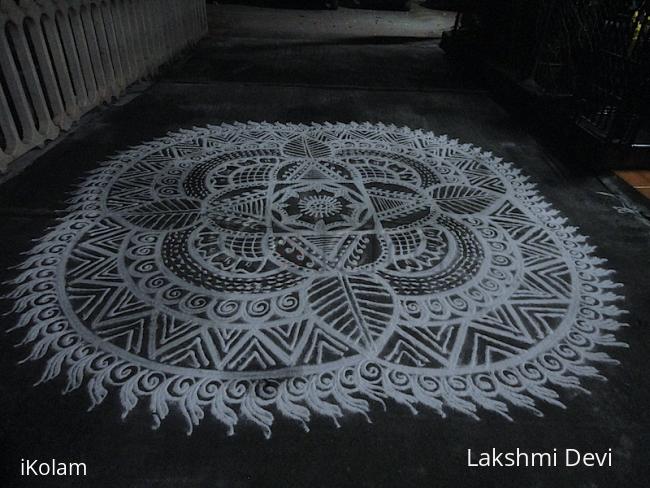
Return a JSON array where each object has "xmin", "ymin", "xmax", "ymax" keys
[{"xmin": 467, "ymin": 448, "xmax": 613, "ymax": 468}]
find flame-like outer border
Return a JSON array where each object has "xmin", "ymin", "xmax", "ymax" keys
[{"xmin": 3, "ymin": 122, "xmax": 628, "ymax": 438}]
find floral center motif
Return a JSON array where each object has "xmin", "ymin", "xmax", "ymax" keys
[{"xmin": 298, "ymin": 194, "xmax": 343, "ymax": 219}]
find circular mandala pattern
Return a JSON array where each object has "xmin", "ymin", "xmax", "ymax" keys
[{"xmin": 6, "ymin": 122, "xmax": 626, "ymax": 437}]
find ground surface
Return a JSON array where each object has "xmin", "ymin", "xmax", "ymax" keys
[
  {"xmin": 211, "ymin": 1, "xmax": 456, "ymax": 39},
  {"xmin": 1, "ymin": 3, "xmax": 650, "ymax": 488}
]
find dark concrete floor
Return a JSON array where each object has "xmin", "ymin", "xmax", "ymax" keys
[
  {"xmin": 209, "ymin": 2, "xmax": 456, "ymax": 39},
  {"xmin": 1, "ymin": 4, "xmax": 650, "ymax": 488}
]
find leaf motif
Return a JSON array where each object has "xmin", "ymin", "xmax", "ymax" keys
[
  {"xmin": 308, "ymin": 274, "xmax": 395, "ymax": 353},
  {"xmin": 282, "ymin": 135, "xmax": 332, "ymax": 159},
  {"xmin": 120, "ymin": 198, "xmax": 203, "ymax": 230},
  {"xmin": 430, "ymin": 185, "xmax": 497, "ymax": 214}
]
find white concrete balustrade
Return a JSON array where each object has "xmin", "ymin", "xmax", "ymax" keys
[{"xmin": 0, "ymin": 0, "xmax": 207, "ymax": 172}]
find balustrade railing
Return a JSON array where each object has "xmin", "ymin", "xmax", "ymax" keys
[{"xmin": 0, "ymin": 0, "xmax": 207, "ymax": 172}]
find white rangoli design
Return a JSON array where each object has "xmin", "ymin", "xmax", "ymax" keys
[{"xmin": 5, "ymin": 122, "xmax": 626, "ymax": 437}]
